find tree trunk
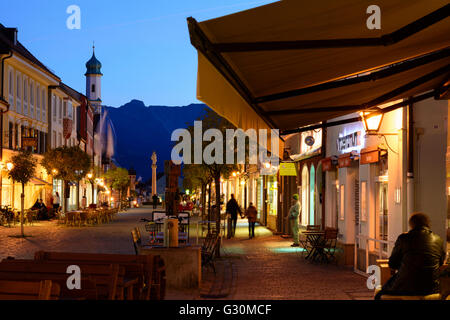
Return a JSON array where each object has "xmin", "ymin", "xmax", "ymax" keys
[
  {"xmin": 20, "ymin": 183, "xmax": 24, "ymax": 237},
  {"xmin": 91, "ymin": 182, "xmax": 95, "ymax": 205},
  {"xmin": 201, "ymin": 183, "xmax": 206, "ymax": 219},
  {"xmin": 214, "ymin": 174, "xmax": 222, "ymax": 258},
  {"xmin": 119, "ymin": 190, "xmax": 122, "ymax": 211},
  {"xmin": 62, "ymin": 180, "xmax": 66, "ymax": 213},
  {"xmin": 76, "ymin": 180, "xmax": 80, "ymax": 210},
  {"xmin": 207, "ymin": 183, "xmax": 211, "ymax": 231},
  {"xmin": 214, "ymin": 174, "xmax": 221, "ymax": 233}
]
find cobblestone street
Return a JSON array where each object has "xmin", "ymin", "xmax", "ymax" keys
[{"xmin": 0, "ymin": 206, "xmax": 373, "ymax": 300}]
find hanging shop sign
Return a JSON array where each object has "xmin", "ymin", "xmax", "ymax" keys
[
  {"xmin": 360, "ymin": 146, "xmax": 380, "ymax": 165},
  {"xmin": 300, "ymin": 129, "xmax": 322, "ymax": 154},
  {"xmin": 22, "ymin": 136, "xmax": 38, "ymax": 148},
  {"xmin": 338, "ymin": 152, "xmax": 358, "ymax": 168},
  {"xmin": 304, "ymin": 136, "xmax": 315, "ymax": 146},
  {"xmin": 336, "ymin": 131, "xmax": 361, "ymax": 153},
  {"xmin": 321, "ymin": 157, "xmax": 337, "ymax": 172},
  {"xmin": 279, "ymin": 162, "xmax": 297, "ymax": 176}
]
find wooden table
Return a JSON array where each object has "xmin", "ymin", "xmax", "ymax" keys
[
  {"xmin": 139, "ymin": 246, "xmax": 201, "ymax": 289},
  {"xmin": 301, "ymin": 230, "xmax": 325, "ymax": 261}
]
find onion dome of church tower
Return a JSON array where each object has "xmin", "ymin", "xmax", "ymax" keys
[{"xmin": 85, "ymin": 46, "xmax": 102, "ymax": 76}]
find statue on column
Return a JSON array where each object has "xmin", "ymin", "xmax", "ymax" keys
[{"xmin": 151, "ymin": 152, "xmax": 157, "ymax": 197}]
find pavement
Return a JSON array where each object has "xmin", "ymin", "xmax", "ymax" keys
[{"xmin": 0, "ymin": 206, "xmax": 374, "ymax": 300}]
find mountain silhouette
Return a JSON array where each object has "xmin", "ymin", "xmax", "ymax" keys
[{"xmin": 105, "ymin": 99, "xmax": 208, "ymax": 181}]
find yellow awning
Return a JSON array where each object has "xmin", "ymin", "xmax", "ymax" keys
[{"xmin": 189, "ymin": 0, "xmax": 450, "ymax": 132}]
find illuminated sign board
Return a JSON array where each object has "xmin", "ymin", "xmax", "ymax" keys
[{"xmin": 336, "ymin": 131, "xmax": 361, "ymax": 153}]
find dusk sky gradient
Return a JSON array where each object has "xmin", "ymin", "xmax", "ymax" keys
[{"xmin": 1, "ymin": 0, "xmax": 276, "ymax": 107}]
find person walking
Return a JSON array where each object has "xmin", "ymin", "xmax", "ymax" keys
[
  {"xmin": 152, "ymin": 194, "xmax": 158, "ymax": 209},
  {"xmin": 375, "ymin": 212, "xmax": 446, "ymax": 299},
  {"xmin": 287, "ymin": 194, "xmax": 301, "ymax": 247},
  {"xmin": 243, "ymin": 202, "xmax": 257, "ymax": 239},
  {"xmin": 226, "ymin": 194, "xmax": 242, "ymax": 238},
  {"xmin": 53, "ymin": 191, "xmax": 61, "ymax": 213}
]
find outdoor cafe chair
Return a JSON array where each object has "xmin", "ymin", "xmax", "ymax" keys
[
  {"xmin": 299, "ymin": 225, "xmax": 321, "ymax": 256},
  {"xmin": 315, "ymin": 228, "xmax": 339, "ymax": 264}
]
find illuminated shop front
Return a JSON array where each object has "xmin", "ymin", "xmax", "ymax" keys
[{"xmin": 324, "ymin": 110, "xmax": 398, "ymax": 268}]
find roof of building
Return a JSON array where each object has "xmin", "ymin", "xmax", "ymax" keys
[
  {"xmin": 59, "ymin": 82, "xmax": 84, "ymax": 102},
  {"xmin": 0, "ymin": 24, "xmax": 60, "ymax": 81}
]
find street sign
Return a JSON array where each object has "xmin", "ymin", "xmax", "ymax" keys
[{"xmin": 279, "ymin": 162, "xmax": 297, "ymax": 176}]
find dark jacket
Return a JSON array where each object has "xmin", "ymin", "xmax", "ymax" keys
[
  {"xmin": 383, "ymin": 227, "xmax": 446, "ymax": 295},
  {"xmin": 226, "ymin": 198, "xmax": 241, "ymax": 219},
  {"xmin": 245, "ymin": 205, "xmax": 257, "ymax": 223}
]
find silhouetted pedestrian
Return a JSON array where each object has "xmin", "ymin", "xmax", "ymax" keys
[{"xmin": 226, "ymin": 194, "xmax": 241, "ymax": 238}]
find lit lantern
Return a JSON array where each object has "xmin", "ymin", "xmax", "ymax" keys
[{"xmin": 360, "ymin": 108, "xmax": 383, "ymax": 135}]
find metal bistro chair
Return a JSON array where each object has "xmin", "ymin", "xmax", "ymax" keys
[
  {"xmin": 299, "ymin": 225, "xmax": 321, "ymax": 256},
  {"xmin": 315, "ymin": 227, "xmax": 339, "ymax": 263}
]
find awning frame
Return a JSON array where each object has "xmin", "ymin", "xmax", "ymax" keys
[{"xmin": 211, "ymin": 4, "xmax": 449, "ymax": 53}]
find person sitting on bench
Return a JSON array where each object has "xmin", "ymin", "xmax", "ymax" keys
[{"xmin": 375, "ymin": 212, "xmax": 446, "ymax": 299}]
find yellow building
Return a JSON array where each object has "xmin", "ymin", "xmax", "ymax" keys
[{"xmin": 0, "ymin": 25, "xmax": 57, "ymax": 209}]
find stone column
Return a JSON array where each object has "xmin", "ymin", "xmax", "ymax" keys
[
  {"xmin": 151, "ymin": 151, "xmax": 157, "ymax": 196},
  {"xmin": 152, "ymin": 163, "xmax": 157, "ymax": 195}
]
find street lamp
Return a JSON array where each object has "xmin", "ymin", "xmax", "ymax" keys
[
  {"xmin": 360, "ymin": 108, "xmax": 384, "ymax": 135},
  {"xmin": 87, "ymin": 173, "xmax": 93, "ymax": 179}
]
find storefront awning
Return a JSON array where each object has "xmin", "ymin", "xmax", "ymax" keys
[
  {"xmin": 188, "ymin": 0, "xmax": 450, "ymax": 133},
  {"xmin": 30, "ymin": 177, "xmax": 51, "ymax": 186}
]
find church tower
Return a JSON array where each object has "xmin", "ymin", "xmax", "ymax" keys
[{"xmin": 85, "ymin": 45, "xmax": 103, "ymax": 114}]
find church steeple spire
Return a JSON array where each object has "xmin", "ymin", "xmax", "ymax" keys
[{"xmin": 85, "ymin": 44, "xmax": 102, "ymax": 114}]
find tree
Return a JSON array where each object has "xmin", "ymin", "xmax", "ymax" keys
[
  {"xmin": 183, "ymin": 163, "xmax": 212, "ymax": 222},
  {"xmin": 8, "ymin": 150, "xmax": 37, "ymax": 237},
  {"xmin": 184, "ymin": 109, "xmax": 238, "ymax": 232},
  {"xmin": 105, "ymin": 167, "xmax": 130, "ymax": 210},
  {"xmin": 41, "ymin": 146, "xmax": 91, "ymax": 212}
]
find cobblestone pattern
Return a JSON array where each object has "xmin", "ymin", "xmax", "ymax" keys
[{"xmin": 0, "ymin": 208, "xmax": 374, "ymax": 300}]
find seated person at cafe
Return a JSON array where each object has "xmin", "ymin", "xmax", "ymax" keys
[
  {"xmin": 375, "ymin": 212, "xmax": 446, "ymax": 299},
  {"xmin": 31, "ymin": 199, "xmax": 49, "ymax": 220}
]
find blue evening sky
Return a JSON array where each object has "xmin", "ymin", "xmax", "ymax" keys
[{"xmin": 1, "ymin": 0, "xmax": 276, "ymax": 107}]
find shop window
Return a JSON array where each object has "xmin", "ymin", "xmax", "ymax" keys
[
  {"xmin": 309, "ymin": 165, "xmax": 315, "ymax": 225},
  {"xmin": 267, "ymin": 175, "xmax": 277, "ymax": 216},
  {"xmin": 361, "ymin": 181, "xmax": 367, "ymax": 221},
  {"xmin": 339, "ymin": 184, "xmax": 345, "ymax": 220},
  {"xmin": 301, "ymin": 165, "xmax": 309, "ymax": 225}
]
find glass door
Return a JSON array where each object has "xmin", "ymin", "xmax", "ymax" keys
[{"xmin": 375, "ymin": 182, "xmax": 388, "ymax": 253}]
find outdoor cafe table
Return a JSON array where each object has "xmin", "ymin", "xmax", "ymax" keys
[{"xmin": 301, "ymin": 230, "xmax": 326, "ymax": 262}]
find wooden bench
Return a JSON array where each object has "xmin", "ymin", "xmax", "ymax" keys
[
  {"xmin": 375, "ymin": 259, "xmax": 449, "ymax": 300},
  {"xmin": 34, "ymin": 251, "xmax": 165, "ymax": 300},
  {"xmin": 0, "ymin": 280, "xmax": 60, "ymax": 300},
  {"xmin": 0, "ymin": 260, "xmax": 119, "ymax": 300},
  {"xmin": 201, "ymin": 232, "xmax": 220, "ymax": 273}
]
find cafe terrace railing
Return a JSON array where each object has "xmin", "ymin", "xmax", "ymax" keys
[{"xmin": 354, "ymin": 234, "xmax": 395, "ymax": 277}]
